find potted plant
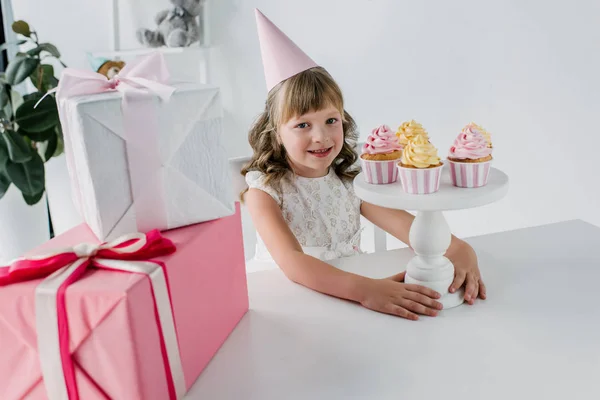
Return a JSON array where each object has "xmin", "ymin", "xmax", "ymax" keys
[
  {"xmin": 0, "ymin": 20, "xmax": 64, "ymax": 205},
  {"xmin": 0, "ymin": 20, "xmax": 65, "ymax": 262}
]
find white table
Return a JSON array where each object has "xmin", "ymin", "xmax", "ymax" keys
[{"xmin": 186, "ymin": 220, "xmax": 600, "ymax": 399}]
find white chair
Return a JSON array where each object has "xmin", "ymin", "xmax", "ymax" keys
[{"xmin": 229, "ymin": 146, "xmax": 388, "ymax": 272}]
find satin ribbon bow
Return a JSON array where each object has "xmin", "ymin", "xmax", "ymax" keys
[
  {"xmin": 0, "ymin": 230, "xmax": 186, "ymax": 400},
  {"xmin": 320, "ymin": 227, "xmax": 364, "ymax": 261},
  {"xmin": 57, "ymin": 52, "xmax": 175, "ymax": 102},
  {"xmin": 36, "ymin": 52, "xmax": 175, "ymax": 108}
]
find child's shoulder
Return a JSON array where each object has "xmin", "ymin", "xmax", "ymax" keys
[
  {"xmin": 245, "ymin": 170, "xmax": 282, "ymax": 204},
  {"xmin": 245, "ymin": 170, "xmax": 266, "ymax": 185}
]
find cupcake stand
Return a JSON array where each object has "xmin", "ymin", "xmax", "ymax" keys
[{"xmin": 354, "ymin": 166, "xmax": 509, "ymax": 308}]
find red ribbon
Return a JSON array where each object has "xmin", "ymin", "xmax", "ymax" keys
[{"xmin": 0, "ymin": 229, "xmax": 175, "ymax": 285}]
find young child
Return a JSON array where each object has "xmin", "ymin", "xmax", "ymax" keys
[{"xmin": 242, "ymin": 10, "xmax": 486, "ymax": 321}]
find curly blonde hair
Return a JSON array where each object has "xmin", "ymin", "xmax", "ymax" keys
[{"xmin": 241, "ymin": 67, "xmax": 359, "ymax": 202}]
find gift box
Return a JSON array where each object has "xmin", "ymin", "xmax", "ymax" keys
[
  {"xmin": 56, "ymin": 53, "xmax": 235, "ymax": 241},
  {"xmin": 0, "ymin": 204, "xmax": 248, "ymax": 400}
]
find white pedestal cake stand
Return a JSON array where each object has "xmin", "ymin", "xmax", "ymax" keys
[{"xmin": 354, "ymin": 166, "xmax": 509, "ymax": 308}]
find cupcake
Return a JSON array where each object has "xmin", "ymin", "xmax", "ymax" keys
[
  {"xmin": 397, "ymin": 134, "xmax": 444, "ymax": 194},
  {"xmin": 396, "ymin": 120, "xmax": 428, "ymax": 148},
  {"xmin": 468, "ymin": 122, "xmax": 493, "ymax": 148},
  {"xmin": 360, "ymin": 125, "xmax": 403, "ymax": 184},
  {"xmin": 447, "ymin": 125, "xmax": 493, "ymax": 188}
]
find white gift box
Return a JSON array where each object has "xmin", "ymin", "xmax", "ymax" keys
[{"xmin": 59, "ymin": 82, "xmax": 234, "ymax": 241}]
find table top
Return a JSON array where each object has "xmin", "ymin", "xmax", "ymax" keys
[
  {"xmin": 354, "ymin": 167, "xmax": 509, "ymax": 211},
  {"xmin": 186, "ymin": 220, "xmax": 600, "ymax": 400}
]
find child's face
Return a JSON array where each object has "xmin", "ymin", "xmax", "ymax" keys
[{"xmin": 278, "ymin": 106, "xmax": 344, "ymax": 178}]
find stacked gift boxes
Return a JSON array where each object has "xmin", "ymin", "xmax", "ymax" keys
[{"xmin": 0, "ymin": 53, "xmax": 249, "ymax": 400}]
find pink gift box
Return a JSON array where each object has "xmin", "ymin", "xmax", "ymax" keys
[{"xmin": 0, "ymin": 204, "xmax": 248, "ymax": 400}]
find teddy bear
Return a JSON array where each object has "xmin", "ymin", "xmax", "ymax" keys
[
  {"xmin": 136, "ymin": 0, "xmax": 205, "ymax": 48},
  {"xmin": 87, "ymin": 54, "xmax": 126, "ymax": 79},
  {"xmin": 98, "ymin": 60, "xmax": 126, "ymax": 79}
]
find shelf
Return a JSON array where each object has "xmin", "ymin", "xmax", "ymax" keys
[{"xmin": 91, "ymin": 45, "xmax": 211, "ymax": 60}]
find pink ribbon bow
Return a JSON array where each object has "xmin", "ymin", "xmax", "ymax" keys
[
  {"xmin": 55, "ymin": 52, "xmax": 177, "ymax": 236},
  {"xmin": 0, "ymin": 230, "xmax": 186, "ymax": 400},
  {"xmin": 55, "ymin": 52, "xmax": 175, "ymax": 101}
]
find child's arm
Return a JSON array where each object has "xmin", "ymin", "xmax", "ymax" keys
[
  {"xmin": 360, "ymin": 202, "xmax": 487, "ymax": 304},
  {"xmin": 244, "ymin": 189, "xmax": 443, "ymax": 320}
]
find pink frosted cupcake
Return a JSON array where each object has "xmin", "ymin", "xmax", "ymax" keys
[
  {"xmin": 468, "ymin": 122, "xmax": 493, "ymax": 148},
  {"xmin": 360, "ymin": 125, "xmax": 403, "ymax": 184},
  {"xmin": 447, "ymin": 124, "xmax": 493, "ymax": 188}
]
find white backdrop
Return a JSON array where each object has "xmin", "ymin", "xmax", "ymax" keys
[{"xmin": 10, "ymin": 0, "xmax": 600, "ymax": 253}]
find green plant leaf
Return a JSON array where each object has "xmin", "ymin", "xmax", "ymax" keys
[
  {"xmin": 0, "ymin": 85, "xmax": 8, "ymax": 109},
  {"xmin": 0, "ymin": 169, "xmax": 11, "ymax": 199},
  {"xmin": 38, "ymin": 131, "xmax": 57, "ymax": 161},
  {"xmin": 12, "ymin": 21, "xmax": 31, "ymax": 37},
  {"xmin": 2, "ymin": 130, "xmax": 32, "ymax": 162},
  {"xmin": 0, "ymin": 137, "xmax": 8, "ymax": 169},
  {"xmin": 0, "ymin": 39, "xmax": 27, "ymax": 52},
  {"xmin": 5, "ymin": 152, "xmax": 44, "ymax": 196},
  {"xmin": 27, "ymin": 43, "xmax": 61, "ymax": 58},
  {"xmin": 19, "ymin": 127, "xmax": 54, "ymax": 142},
  {"xmin": 22, "ymin": 187, "xmax": 45, "ymax": 205},
  {"xmin": 5, "ymin": 54, "xmax": 39, "ymax": 85},
  {"xmin": 55, "ymin": 122, "xmax": 63, "ymax": 139},
  {"xmin": 53, "ymin": 124, "xmax": 64, "ymax": 157},
  {"xmin": 8, "ymin": 89, "xmax": 22, "ymax": 118},
  {"xmin": 15, "ymin": 96, "xmax": 58, "ymax": 133},
  {"xmin": 54, "ymin": 136, "xmax": 64, "ymax": 157},
  {"xmin": 3, "ymin": 103, "xmax": 11, "ymax": 121},
  {"xmin": 29, "ymin": 64, "xmax": 58, "ymax": 92},
  {"xmin": 22, "ymin": 91, "xmax": 43, "ymax": 103}
]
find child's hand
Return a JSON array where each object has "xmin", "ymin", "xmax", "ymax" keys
[
  {"xmin": 357, "ymin": 272, "xmax": 443, "ymax": 320},
  {"xmin": 447, "ymin": 241, "xmax": 487, "ymax": 305}
]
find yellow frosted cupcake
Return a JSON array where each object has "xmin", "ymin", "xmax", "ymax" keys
[
  {"xmin": 399, "ymin": 134, "xmax": 442, "ymax": 169},
  {"xmin": 396, "ymin": 120, "xmax": 429, "ymax": 147},
  {"xmin": 397, "ymin": 135, "xmax": 444, "ymax": 194}
]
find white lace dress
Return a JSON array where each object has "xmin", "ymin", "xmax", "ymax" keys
[{"xmin": 245, "ymin": 168, "xmax": 363, "ymax": 262}]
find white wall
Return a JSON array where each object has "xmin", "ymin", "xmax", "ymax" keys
[
  {"xmin": 11, "ymin": 0, "xmax": 600, "ymax": 252},
  {"xmin": 206, "ymin": 0, "xmax": 600, "ymax": 245}
]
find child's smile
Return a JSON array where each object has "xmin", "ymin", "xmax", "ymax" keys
[{"xmin": 307, "ymin": 146, "xmax": 334, "ymax": 158}]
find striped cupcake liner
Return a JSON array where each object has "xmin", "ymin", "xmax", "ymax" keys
[
  {"xmin": 448, "ymin": 159, "xmax": 492, "ymax": 188},
  {"xmin": 361, "ymin": 157, "xmax": 401, "ymax": 184},
  {"xmin": 397, "ymin": 163, "xmax": 444, "ymax": 194}
]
